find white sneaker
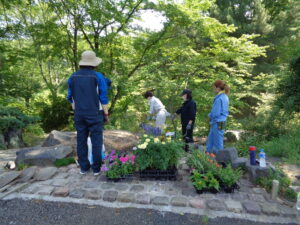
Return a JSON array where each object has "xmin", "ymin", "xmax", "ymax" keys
[
  {"xmin": 80, "ymin": 170, "xmax": 88, "ymax": 175},
  {"xmin": 93, "ymin": 172, "xmax": 101, "ymax": 176}
]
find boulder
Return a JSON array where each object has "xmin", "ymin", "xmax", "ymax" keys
[
  {"xmin": 0, "ymin": 171, "xmax": 20, "ymax": 188},
  {"xmin": 103, "ymin": 130, "xmax": 139, "ymax": 152},
  {"xmin": 34, "ymin": 167, "xmax": 58, "ymax": 181},
  {"xmin": 246, "ymin": 161, "xmax": 274, "ymax": 182},
  {"xmin": 15, "ymin": 145, "xmax": 73, "ymax": 166},
  {"xmin": 42, "ymin": 130, "xmax": 139, "ymax": 153},
  {"xmin": 42, "ymin": 130, "xmax": 76, "ymax": 147},
  {"xmin": 216, "ymin": 147, "xmax": 238, "ymax": 164},
  {"xmin": 18, "ymin": 166, "xmax": 38, "ymax": 183},
  {"xmin": 232, "ymin": 157, "xmax": 248, "ymax": 169}
]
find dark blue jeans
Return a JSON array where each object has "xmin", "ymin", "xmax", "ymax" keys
[{"xmin": 74, "ymin": 112, "xmax": 103, "ymax": 173}]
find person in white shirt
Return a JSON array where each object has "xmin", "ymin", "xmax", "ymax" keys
[{"xmin": 144, "ymin": 91, "xmax": 170, "ymax": 129}]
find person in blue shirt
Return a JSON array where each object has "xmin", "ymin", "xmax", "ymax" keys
[
  {"xmin": 67, "ymin": 50, "xmax": 109, "ymax": 176},
  {"xmin": 206, "ymin": 80, "xmax": 230, "ymax": 153}
]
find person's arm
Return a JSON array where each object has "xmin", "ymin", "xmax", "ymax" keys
[
  {"xmin": 66, "ymin": 77, "xmax": 73, "ymax": 108},
  {"xmin": 96, "ymin": 73, "xmax": 109, "ymax": 115},
  {"xmin": 188, "ymin": 101, "xmax": 196, "ymax": 124},
  {"xmin": 210, "ymin": 98, "xmax": 222, "ymax": 124},
  {"xmin": 176, "ymin": 105, "xmax": 183, "ymax": 115},
  {"xmin": 149, "ymin": 99, "xmax": 154, "ymax": 115}
]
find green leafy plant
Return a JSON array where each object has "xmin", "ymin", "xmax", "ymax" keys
[
  {"xmin": 218, "ymin": 165, "xmax": 242, "ymax": 188},
  {"xmin": 102, "ymin": 153, "xmax": 136, "ymax": 179},
  {"xmin": 135, "ymin": 135, "xmax": 183, "ymax": 171},
  {"xmin": 256, "ymin": 168, "xmax": 294, "ymax": 201},
  {"xmin": 16, "ymin": 163, "xmax": 30, "ymax": 171},
  {"xmin": 54, "ymin": 157, "xmax": 75, "ymax": 167},
  {"xmin": 191, "ymin": 171, "xmax": 220, "ymax": 191}
]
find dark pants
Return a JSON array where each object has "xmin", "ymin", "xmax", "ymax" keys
[
  {"xmin": 182, "ymin": 123, "xmax": 194, "ymax": 151},
  {"xmin": 74, "ymin": 112, "xmax": 103, "ymax": 173}
]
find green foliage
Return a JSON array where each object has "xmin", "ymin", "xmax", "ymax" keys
[
  {"xmin": 23, "ymin": 124, "xmax": 45, "ymax": 147},
  {"xmin": 284, "ymin": 188, "xmax": 298, "ymax": 203},
  {"xmin": 39, "ymin": 97, "xmax": 71, "ymax": 132},
  {"xmin": 104, "ymin": 155, "xmax": 136, "ymax": 179},
  {"xmin": 135, "ymin": 135, "xmax": 183, "ymax": 171},
  {"xmin": 54, "ymin": 157, "xmax": 75, "ymax": 167},
  {"xmin": 276, "ymin": 56, "xmax": 300, "ymax": 113},
  {"xmin": 16, "ymin": 163, "xmax": 30, "ymax": 171},
  {"xmin": 256, "ymin": 168, "xmax": 293, "ymax": 201},
  {"xmin": 218, "ymin": 165, "xmax": 242, "ymax": 187},
  {"xmin": 0, "ymin": 106, "xmax": 39, "ymax": 133},
  {"xmin": 191, "ymin": 170, "xmax": 221, "ymax": 191}
]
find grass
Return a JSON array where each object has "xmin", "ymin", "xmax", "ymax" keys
[
  {"xmin": 54, "ymin": 157, "xmax": 76, "ymax": 167},
  {"xmin": 235, "ymin": 129, "xmax": 300, "ymax": 165},
  {"xmin": 16, "ymin": 163, "xmax": 30, "ymax": 171},
  {"xmin": 256, "ymin": 168, "xmax": 297, "ymax": 202}
]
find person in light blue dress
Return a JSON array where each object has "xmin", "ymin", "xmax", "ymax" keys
[{"xmin": 206, "ymin": 80, "xmax": 230, "ymax": 153}]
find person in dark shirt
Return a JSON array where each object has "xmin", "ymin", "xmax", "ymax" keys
[{"xmin": 176, "ymin": 89, "xmax": 197, "ymax": 151}]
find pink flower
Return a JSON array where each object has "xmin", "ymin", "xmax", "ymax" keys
[
  {"xmin": 111, "ymin": 155, "xmax": 117, "ymax": 160},
  {"xmin": 101, "ymin": 166, "xmax": 109, "ymax": 171},
  {"xmin": 120, "ymin": 157, "xmax": 129, "ymax": 164},
  {"xmin": 131, "ymin": 155, "xmax": 136, "ymax": 165}
]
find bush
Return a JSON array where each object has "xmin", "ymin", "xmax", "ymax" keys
[
  {"xmin": 0, "ymin": 105, "xmax": 39, "ymax": 133},
  {"xmin": 256, "ymin": 168, "xmax": 295, "ymax": 201},
  {"xmin": 135, "ymin": 135, "xmax": 183, "ymax": 171},
  {"xmin": 39, "ymin": 97, "xmax": 71, "ymax": 132}
]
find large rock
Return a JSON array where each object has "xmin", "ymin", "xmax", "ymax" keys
[
  {"xmin": 0, "ymin": 171, "xmax": 20, "ymax": 188},
  {"xmin": 216, "ymin": 147, "xmax": 238, "ymax": 164},
  {"xmin": 42, "ymin": 130, "xmax": 139, "ymax": 153},
  {"xmin": 18, "ymin": 166, "xmax": 38, "ymax": 183},
  {"xmin": 42, "ymin": 130, "xmax": 76, "ymax": 147},
  {"xmin": 15, "ymin": 145, "xmax": 73, "ymax": 166},
  {"xmin": 103, "ymin": 130, "xmax": 139, "ymax": 152},
  {"xmin": 246, "ymin": 161, "xmax": 275, "ymax": 182},
  {"xmin": 34, "ymin": 167, "xmax": 58, "ymax": 181}
]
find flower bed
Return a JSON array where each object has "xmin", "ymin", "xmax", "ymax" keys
[
  {"xmin": 135, "ymin": 134, "xmax": 183, "ymax": 180},
  {"xmin": 101, "ymin": 150, "xmax": 136, "ymax": 181},
  {"xmin": 188, "ymin": 150, "xmax": 242, "ymax": 194}
]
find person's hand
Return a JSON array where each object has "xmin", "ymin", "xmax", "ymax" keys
[
  {"xmin": 104, "ymin": 113, "xmax": 109, "ymax": 124},
  {"xmin": 186, "ymin": 123, "xmax": 192, "ymax": 130},
  {"xmin": 171, "ymin": 114, "xmax": 176, "ymax": 120}
]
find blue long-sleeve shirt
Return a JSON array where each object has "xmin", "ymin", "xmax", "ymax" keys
[
  {"xmin": 209, "ymin": 93, "xmax": 229, "ymax": 125},
  {"xmin": 67, "ymin": 69, "xmax": 108, "ymax": 115}
]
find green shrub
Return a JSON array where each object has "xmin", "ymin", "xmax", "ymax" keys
[
  {"xmin": 54, "ymin": 157, "xmax": 75, "ymax": 167},
  {"xmin": 16, "ymin": 163, "xmax": 30, "ymax": 171},
  {"xmin": 0, "ymin": 105, "xmax": 39, "ymax": 133},
  {"xmin": 135, "ymin": 135, "xmax": 183, "ymax": 171},
  {"xmin": 39, "ymin": 97, "xmax": 71, "ymax": 132},
  {"xmin": 256, "ymin": 168, "xmax": 293, "ymax": 201}
]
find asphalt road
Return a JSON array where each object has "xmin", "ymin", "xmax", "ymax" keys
[{"xmin": 0, "ymin": 199, "xmax": 298, "ymax": 225}]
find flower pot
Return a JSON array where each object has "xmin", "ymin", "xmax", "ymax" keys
[
  {"xmin": 139, "ymin": 167, "xmax": 177, "ymax": 180},
  {"xmin": 222, "ymin": 183, "xmax": 240, "ymax": 193}
]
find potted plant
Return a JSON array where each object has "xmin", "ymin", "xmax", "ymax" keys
[
  {"xmin": 191, "ymin": 171, "xmax": 220, "ymax": 194},
  {"xmin": 217, "ymin": 165, "xmax": 242, "ymax": 193},
  {"xmin": 135, "ymin": 134, "xmax": 183, "ymax": 180},
  {"xmin": 101, "ymin": 151, "xmax": 136, "ymax": 181}
]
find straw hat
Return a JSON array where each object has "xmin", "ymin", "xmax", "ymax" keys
[{"xmin": 79, "ymin": 50, "xmax": 102, "ymax": 67}]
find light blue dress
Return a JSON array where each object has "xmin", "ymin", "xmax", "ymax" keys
[{"xmin": 206, "ymin": 93, "xmax": 229, "ymax": 153}]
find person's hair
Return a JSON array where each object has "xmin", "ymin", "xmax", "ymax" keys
[
  {"xmin": 79, "ymin": 65, "xmax": 96, "ymax": 70},
  {"xmin": 185, "ymin": 92, "xmax": 192, "ymax": 100},
  {"xmin": 214, "ymin": 80, "xmax": 230, "ymax": 95},
  {"xmin": 143, "ymin": 91, "xmax": 153, "ymax": 99}
]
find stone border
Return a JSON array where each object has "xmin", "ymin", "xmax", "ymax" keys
[{"xmin": 4, "ymin": 193, "xmax": 299, "ymax": 225}]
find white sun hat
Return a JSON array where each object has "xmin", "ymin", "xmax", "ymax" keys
[{"xmin": 79, "ymin": 50, "xmax": 102, "ymax": 67}]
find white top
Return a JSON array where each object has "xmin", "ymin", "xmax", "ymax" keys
[{"xmin": 148, "ymin": 96, "xmax": 165, "ymax": 114}]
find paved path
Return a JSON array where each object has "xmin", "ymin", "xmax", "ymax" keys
[
  {"xmin": 1, "ymin": 163, "xmax": 299, "ymax": 224},
  {"xmin": 0, "ymin": 199, "xmax": 298, "ymax": 225}
]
